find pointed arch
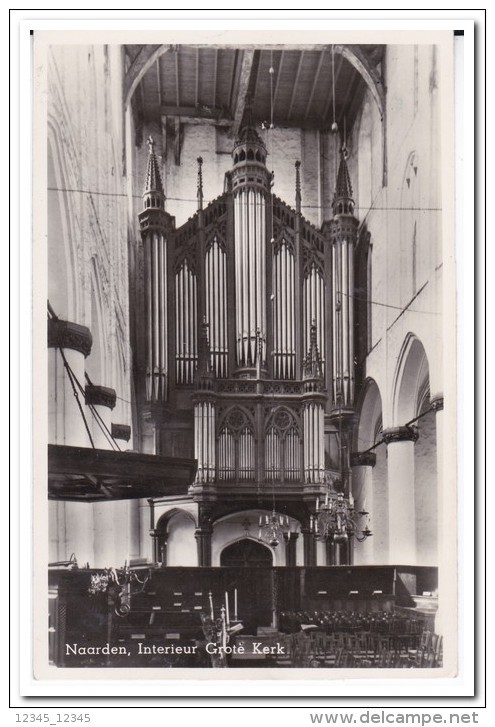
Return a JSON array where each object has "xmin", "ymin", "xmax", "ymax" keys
[
  {"xmin": 124, "ymin": 45, "xmax": 170, "ymax": 109},
  {"xmin": 333, "ymin": 45, "xmax": 385, "ymax": 121},
  {"xmin": 392, "ymin": 333, "xmax": 430, "ymax": 425},
  {"xmin": 220, "ymin": 537, "xmax": 273, "ymax": 567}
]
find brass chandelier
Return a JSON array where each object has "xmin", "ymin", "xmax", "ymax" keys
[
  {"xmin": 258, "ymin": 510, "xmax": 291, "ymax": 548},
  {"xmin": 310, "ymin": 477, "xmax": 372, "ymax": 544}
]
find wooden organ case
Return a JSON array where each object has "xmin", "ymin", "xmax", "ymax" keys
[{"xmin": 135, "ymin": 117, "xmax": 362, "ymax": 568}]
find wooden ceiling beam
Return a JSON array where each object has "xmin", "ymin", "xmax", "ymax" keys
[
  {"xmin": 304, "ymin": 49, "xmax": 326, "ymax": 120},
  {"xmin": 175, "ymin": 48, "xmax": 180, "ymax": 107},
  {"xmin": 124, "ymin": 44, "xmax": 167, "ymax": 108},
  {"xmin": 287, "ymin": 51, "xmax": 305, "ymax": 120},
  {"xmin": 195, "ymin": 47, "xmax": 200, "ymax": 108},
  {"xmin": 322, "ymin": 52, "xmax": 344, "ymax": 122},
  {"xmin": 230, "ymin": 49, "xmax": 255, "ymax": 138},
  {"xmin": 156, "ymin": 58, "xmax": 162, "ymax": 108},
  {"xmin": 273, "ymin": 50, "xmax": 285, "ymax": 110},
  {"xmin": 212, "ymin": 48, "xmax": 218, "ymax": 108},
  {"xmin": 161, "ymin": 106, "xmax": 232, "ymax": 125},
  {"xmin": 334, "ymin": 44, "xmax": 385, "ymax": 120}
]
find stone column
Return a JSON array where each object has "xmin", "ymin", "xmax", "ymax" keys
[
  {"xmin": 85, "ymin": 385, "xmax": 118, "ymax": 568},
  {"xmin": 284, "ymin": 532, "xmax": 299, "ymax": 567},
  {"xmin": 302, "ymin": 524, "xmax": 316, "ymax": 567},
  {"xmin": 48, "ymin": 319, "xmax": 93, "ymax": 565},
  {"xmin": 350, "ymin": 451, "xmax": 376, "ymax": 565},
  {"xmin": 431, "ymin": 395, "xmax": 446, "ymax": 639},
  {"xmin": 48, "ymin": 319, "xmax": 92, "ymax": 447},
  {"xmin": 195, "ymin": 527, "xmax": 213, "ymax": 567},
  {"xmin": 383, "ymin": 425, "xmax": 419, "ymax": 565},
  {"xmin": 111, "ymin": 424, "xmax": 141, "ymax": 564},
  {"xmin": 325, "ymin": 537, "xmax": 336, "ymax": 566},
  {"xmin": 195, "ymin": 504, "xmax": 213, "ymax": 567}
]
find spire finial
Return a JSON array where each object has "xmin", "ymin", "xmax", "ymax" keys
[
  {"xmin": 303, "ymin": 320, "xmax": 323, "ymax": 382},
  {"xmin": 143, "ymin": 136, "xmax": 164, "ymax": 201},
  {"xmin": 196, "ymin": 317, "xmax": 213, "ymax": 387},
  {"xmin": 197, "ymin": 156, "xmax": 204, "ymax": 210},
  {"xmin": 256, "ymin": 327, "xmax": 264, "ymax": 380},
  {"xmin": 332, "ymin": 144, "xmax": 354, "ymax": 217},
  {"xmin": 295, "ymin": 160, "xmax": 301, "ymax": 213}
]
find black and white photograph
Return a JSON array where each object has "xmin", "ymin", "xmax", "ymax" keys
[{"xmin": 32, "ymin": 28, "xmax": 458, "ymax": 681}]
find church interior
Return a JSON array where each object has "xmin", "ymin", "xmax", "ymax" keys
[{"xmin": 45, "ymin": 40, "xmax": 449, "ymax": 670}]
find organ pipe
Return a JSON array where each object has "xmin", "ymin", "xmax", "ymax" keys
[
  {"xmin": 175, "ymin": 260, "xmax": 198, "ymax": 385},
  {"xmin": 329, "ymin": 146, "xmax": 359, "ymax": 409},
  {"xmin": 205, "ymin": 239, "xmax": 228, "ymax": 377},
  {"xmin": 332, "ymin": 238, "xmax": 355, "ymax": 406},
  {"xmin": 265, "ymin": 428, "xmax": 281, "ymax": 481},
  {"xmin": 194, "ymin": 401, "xmax": 215, "ymax": 484},
  {"xmin": 218, "ymin": 428, "xmax": 235, "ymax": 480},
  {"xmin": 238, "ymin": 427, "xmax": 255, "ymax": 480},
  {"xmin": 273, "ymin": 241, "xmax": 296, "ymax": 379},
  {"xmin": 303, "ymin": 401, "xmax": 325, "ymax": 483},
  {"xmin": 139, "ymin": 137, "xmax": 170, "ymax": 402},
  {"xmin": 143, "ymin": 230, "xmax": 168, "ymax": 401},
  {"xmin": 234, "ymin": 188, "xmax": 266, "ymax": 368}
]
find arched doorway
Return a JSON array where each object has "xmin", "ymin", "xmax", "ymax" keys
[
  {"xmin": 220, "ymin": 538, "xmax": 273, "ymax": 567},
  {"xmin": 220, "ymin": 539, "xmax": 273, "ymax": 631}
]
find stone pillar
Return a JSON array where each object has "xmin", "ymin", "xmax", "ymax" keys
[
  {"xmin": 112, "ymin": 424, "xmax": 140, "ymax": 564},
  {"xmin": 325, "ymin": 538, "xmax": 336, "ymax": 566},
  {"xmin": 195, "ymin": 527, "xmax": 213, "ymax": 567},
  {"xmin": 195, "ymin": 504, "xmax": 213, "ymax": 567},
  {"xmin": 284, "ymin": 532, "xmax": 299, "ymax": 567},
  {"xmin": 383, "ymin": 425, "xmax": 419, "ymax": 565},
  {"xmin": 302, "ymin": 525, "xmax": 316, "ymax": 567},
  {"xmin": 150, "ymin": 529, "xmax": 168, "ymax": 566},
  {"xmin": 140, "ymin": 420, "xmax": 156, "ymax": 562},
  {"xmin": 350, "ymin": 451, "xmax": 376, "ymax": 565},
  {"xmin": 48, "ymin": 319, "xmax": 92, "ymax": 447},
  {"xmin": 431, "ymin": 395, "xmax": 446, "ymax": 639},
  {"xmin": 48, "ymin": 319, "xmax": 93, "ymax": 565},
  {"xmin": 85, "ymin": 385, "xmax": 118, "ymax": 568}
]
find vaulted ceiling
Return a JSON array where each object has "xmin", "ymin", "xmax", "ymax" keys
[{"xmin": 124, "ymin": 44, "xmax": 385, "ymax": 139}]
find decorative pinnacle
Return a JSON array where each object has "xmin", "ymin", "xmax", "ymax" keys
[
  {"xmin": 256, "ymin": 327, "xmax": 264, "ymax": 378},
  {"xmin": 332, "ymin": 145, "xmax": 354, "ymax": 216},
  {"xmin": 295, "ymin": 160, "xmax": 301, "ymax": 212},
  {"xmin": 197, "ymin": 156, "xmax": 203, "ymax": 210},
  {"xmin": 303, "ymin": 320, "xmax": 323, "ymax": 381},
  {"xmin": 196, "ymin": 316, "xmax": 213, "ymax": 384},
  {"xmin": 143, "ymin": 135, "xmax": 164, "ymax": 198}
]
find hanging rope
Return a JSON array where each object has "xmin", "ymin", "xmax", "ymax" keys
[
  {"xmin": 48, "ymin": 301, "xmax": 121, "ymax": 451},
  {"xmin": 331, "ymin": 44, "xmax": 336, "ymax": 129},
  {"xmin": 85, "ymin": 373, "xmax": 122, "ymax": 451},
  {"xmin": 58, "ymin": 347, "xmax": 95, "ymax": 449}
]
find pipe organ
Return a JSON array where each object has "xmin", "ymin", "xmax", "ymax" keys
[
  {"xmin": 175, "ymin": 259, "xmax": 198, "ymax": 385},
  {"xmin": 137, "ymin": 123, "xmax": 361, "ymax": 564},
  {"xmin": 205, "ymin": 237, "xmax": 228, "ymax": 378},
  {"xmin": 138, "ymin": 137, "xmax": 172, "ymax": 402},
  {"xmin": 303, "ymin": 266, "xmax": 326, "ymax": 376},
  {"xmin": 272, "ymin": 239, "xmax": 296, "ymax": 380},
  {"xmin": 328, "ymin": 149, "xmax": 359, "ymax": 409}
]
